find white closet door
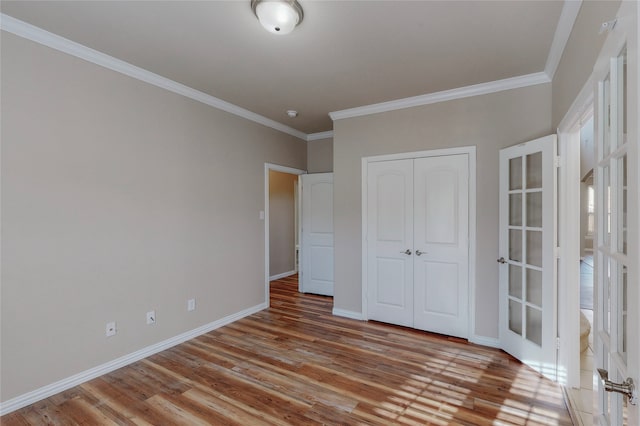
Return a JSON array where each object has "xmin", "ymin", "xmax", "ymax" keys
[
  {"xmin": 413, "ymin": 155, "xmax": 469, "ymax": 338},
  {"xmin": 367, "ymin": 160, "xmax": 414, "ymax": 327},
  {"xmin": 301, "ymin": 173, "xmax": 334, "ymax": 296}
]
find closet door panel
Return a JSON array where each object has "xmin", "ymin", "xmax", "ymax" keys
[
  {"xmin": 413, "ymin": 155, "xmax": 469, "ymax": 338},
  {"xmin": 367, "ymin": 160, "xmax": 414, "ymax": 327}
]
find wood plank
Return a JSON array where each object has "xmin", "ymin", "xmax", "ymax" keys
[{"xmin": 1, "ymin": 275, "xmax": 573, "ymax": 425}]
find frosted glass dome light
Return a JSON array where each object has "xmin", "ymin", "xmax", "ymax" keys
[{"xmin": 251, "ymin": 0, "xmax": 303, "ymax": 35}]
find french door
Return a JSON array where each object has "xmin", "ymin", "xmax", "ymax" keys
[
  {"xmin": 366, "ymin": 154, "xmax": 469, "ymax": 338},
  {"xmin": 593, "ymin": 1, "xmax": 639, "ymax": 423},
  {"xmin": 498, "ymin": 135, "xmax": 557, "ymax": 381}
]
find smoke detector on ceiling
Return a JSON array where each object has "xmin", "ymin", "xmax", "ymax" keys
[{"xmin": 599, "ymin": 19, "xmax": 617, "ymax": 34}]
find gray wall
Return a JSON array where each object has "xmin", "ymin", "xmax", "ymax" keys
[
  {"xmin": 552, "ymin": 0, "xmax": 621, "ymax": 129},
  {"xmin": 307, "ymin": 138, "xmax": 333, "ymax": 173},
  {"xmin": 333, "ymin": 84, "xmax": 552, "ymax": 339},
  {"xmin": 1, "ymin": 33, "xmax": 306, "ymax": 401},
  {"xmin": 269, "ymin": 171, "xmax": 298, "ymax": 277}
]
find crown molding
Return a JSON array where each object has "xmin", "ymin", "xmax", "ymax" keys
[
  {"xmin": 544, "ymin": 0, "xmax": 582, "ymax": 80},
  {"xmin": 306, "ymin": 131, "xmax": 334, "ymax": 141},
  {"xmin": 329, "ymin": 0, "xmax": 578, "ymax": 122},
  {"xmin": 2, "ymin": 0, "xmax": 579, "ymax": 139},
  {"xmin": 329, "ymin": 72, "xmax": 551, "ymax": 121},
  {"xmin": 0, "ymin": 14, "xmax": 308, "ymax": 141}
]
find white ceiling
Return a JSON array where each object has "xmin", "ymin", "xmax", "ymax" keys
[{"xmin": 1, "ymin": 1, "xmax": 567, "ymax": 136}]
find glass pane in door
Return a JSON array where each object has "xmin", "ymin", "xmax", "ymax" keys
[
  {"xmin": 510, "ymin": 158, "xmax": 522, "ymax": 190},
  {"xmin": 617, "ymin": 154, "xmax": 627, "ymax": 254},
  {"xmin": 526, "ymin": 152, "xmax": 543, "ymax": 189},
  {"xmin": 526, "ymin": 192, "xmax": 542, "ymax": 227},
  {"xmin": 509, "ymin": 265, "xmax": 522, "ymax": 299},
  {"xmin": 602, "ymin": 165, "xmax": 611, "ymax": 246},
  {"xmin": 509, "ymin": 229, "xmax": 522, "ymax": 262},
  {"xmin": 510, "ymin": 194, "xmax": 522, "ymax": 226},
  {"xmin": 603, "ymin": 73, "xmax": 611, "ymax": 157},
  {"xmin": 509, "ymin": 299, "xmax": 523, "ymax": 335},
  {"xmin": 603, "ymin": 255, "xmax": 611, "ymax": 335},
  {"xmin": 617, "ymin": 264, "xmax": 627, "ymax": 361},
  {"xmin": 526, "ymin": 306, "xmax": 542, "ymax": 346},
  {"xmin": 526, "ymin": 268, "xmax": 542, "ymax": 307},
  {"xmin": 526, "ymin": 230, "xmax": 542, "ymax": 267}
]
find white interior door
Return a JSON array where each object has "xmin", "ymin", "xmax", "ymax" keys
[
  {"xmin": 593, "ymin": 2, "xmax": 638, "ymax": 423},
  {"xmin": 300, "ymin": 173, "xmax": 334, "ymax": 296},
  {"xmin": 413, "ymin": 155, "xmax": 469, "ymax": 339},
  {"xmin": 366, "ymin": 154, "xmax": 470, "ymax": 337},
  {"xmin": 366, "ymin": 160, "xmax": 414, "ymax": 327},
  {"xmin": 499, "ymin": 135, "xmax": 557, "ymax": 381}
]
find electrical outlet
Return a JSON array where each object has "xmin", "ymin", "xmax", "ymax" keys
[
  {"xmin": 106, "ymin": 321, "xmax": 116, "ymax": 337},
  {"xmin": 146, "ymin": 310, "xmax": 156, "ymax": 325},
  {"xmin": 187, "ymin": 298, "xmax": 196, "ymax": 311}
]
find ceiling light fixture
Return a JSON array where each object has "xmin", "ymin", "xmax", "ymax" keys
[{"xmin": 251, "ymin": 0, "xmax": 303, "ymax": 35}]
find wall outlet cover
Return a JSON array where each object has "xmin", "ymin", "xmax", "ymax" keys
[{"xmin": 106, "ymin": 321, "xmax": 116, "ymax": 337}]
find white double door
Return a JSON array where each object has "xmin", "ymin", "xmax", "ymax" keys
[{"xmin": 367, "ymin": 154, "xmax": 469, "ymax": 338}]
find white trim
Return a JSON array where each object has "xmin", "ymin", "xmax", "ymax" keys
[
  {"xmin": 264, "ymin": 163, "xmax": 306, "ymax": 307},
  {"xmin": 306, "ymin": 131, "xmax": 334, "ymax": 141},
  {"xmin": 557, "ymin": 126, "xmax": 583, "ymax": 388},
  {"xmin": 361, "ymin": 146, "xmax": 477, "ymax": 342},
  {"xmin": 361, "ymin": 160, "xmax": 369, "ymax": 320},
  {"xmin": 330, "ymin": 73, "xmax": 550, "ymax": 121},
  {"xmin": 545, "ymin": 0, "xmax": 583, "ymax": 80},
  {"xmin": 363, "ymin": 146, "xmax": 478, "ymax": 164},
  {"xmin": 0, "ymin": 302, "xmax": 266, "ymax": 416},
  {"xmin": 556, "ymin": 68, "xmax": 595, "ymax": 390},
  {"xmin": 469, "ymin": 335, "xmax": 501, "ymax": 349},
  {"xmin": 0, "ymin": 14, "xmax": 307, "ymax": 142},
  {"xmin": 332, "ymin": 308, "xmax": 364, "ymax": 321},
  {"xmin": 269, "ymin": 270, "xmax": 296, "ymax": 281},
  {"xmin": 468, "ymin": 148, "xmax": 478, "ymax": 344}
]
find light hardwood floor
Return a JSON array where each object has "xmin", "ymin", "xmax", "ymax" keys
[{"xmin": 2, "ymin": 275, "xmax": 573, "ymax": 425}]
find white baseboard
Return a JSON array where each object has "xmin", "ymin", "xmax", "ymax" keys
[
  {"xmin": 269, "ymin": 270, "xmax": 296, "ymax": 281},
  {"xmin": 469, "ymin": 335, "xmax": 501, "ymax": 348},
  {"xmin": 332, "ymin": 308, "xmax": 364, "ymax": 320},
  {"xmin": 0, "ymin": 302, "xmax": 267, "ymax": 416}
]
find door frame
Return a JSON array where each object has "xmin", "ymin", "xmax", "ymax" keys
[
  {"xmin": 264, "ymin": 163, "xmax": 306, "ymax": 306},
  {"xmin": 557, "ymin": 2, "xmax": 639, "ymax": 421},
  {"xmin": 557, "ymin": 81, "xmax": 595, "ymax": 388},
  {"xmin": 360, "ymin": 146, "xmax": 477, "ymax": 340}
]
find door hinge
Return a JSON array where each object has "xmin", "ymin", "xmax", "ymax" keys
[
  {"xmin": 554, "ymin": 247, "xmax": 560, "ymax": 258},
  {"xmin": 557, "ymin": 337, "xmax": 561, "ymax": 350},
  {"xmin": 554, "ymin": 156, "xmax": 562, "ymax": 168}
]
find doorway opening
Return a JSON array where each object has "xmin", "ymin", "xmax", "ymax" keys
[
  {"xmin": 578, "ymin": 116, "xmax": 596, "ymax": 423},
  {"xmin": 264, "ymin": 163, "xmax": 305, "ymax": 307},
  {"xmin": 557, "ymin": 100, "xmax": 596, "ymax": 422}
]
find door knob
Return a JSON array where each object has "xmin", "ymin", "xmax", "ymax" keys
[
  {"xmin": 497, "ymin": 257, "xmax": 507, "ymax": 264},
  {"xmin": 597, "ymin": 368, "xmax": 638, "ymax": 405},
  {"xmin": 401, "ymin": 249, "xmax": 412, "ymax": 255},
  {"xmin": 416, "ymin": 250, "xmax": 426, "ymax": 256}
]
